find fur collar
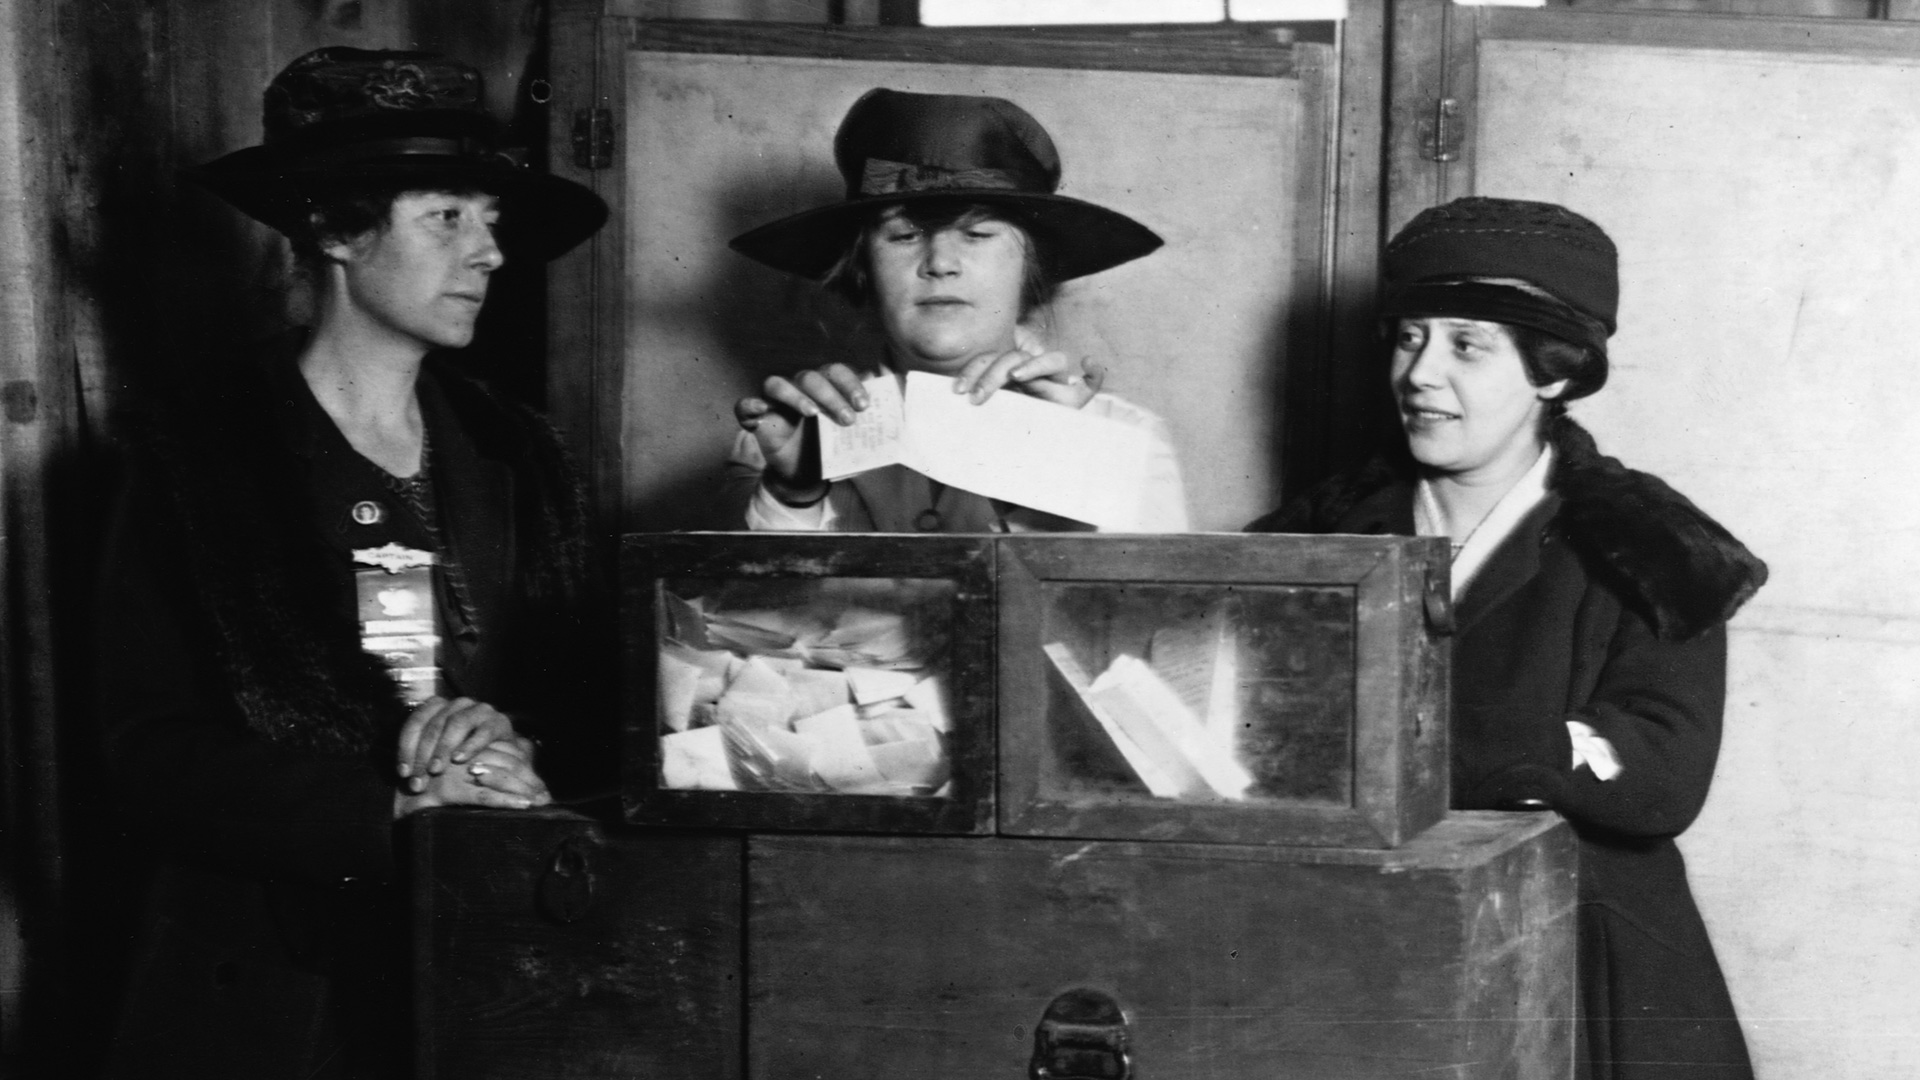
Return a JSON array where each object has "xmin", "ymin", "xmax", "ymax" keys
[{"xmin": 1250, "ymin": 416, "xmax": 1767, "ymax": 640}]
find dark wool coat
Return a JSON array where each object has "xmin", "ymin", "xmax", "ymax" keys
[
  {"xmin": 1249, "ymin": 416, "xmax": 1766, "ymax": 1080},
  {"xmin": 92, "ymin": 334, "xmax": 601, "ymax": 1079}
]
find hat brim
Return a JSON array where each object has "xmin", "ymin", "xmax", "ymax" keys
[
  {"xmin": 1379, "ymin": 280, "xmax": 1611, "ymax": 360},
  {"xmin": 728, "ymin": 190, "xmax": 1163, "ymax": 282},
  {"xmin": 184, "ymin": 145, "xmax": 609, "ymax": 263}
]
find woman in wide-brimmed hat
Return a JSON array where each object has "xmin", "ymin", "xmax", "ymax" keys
[
  {"xmin": 726, "ymin": 88, "xmax": 1188, "ymax": 533},
  {"xmin": 1251, "ymin": 197, "xmax": 1765, "ymax": 1079},
  {"xmin": 92, "ymin": 47, "xmax": 607, "ymax": 1077}
]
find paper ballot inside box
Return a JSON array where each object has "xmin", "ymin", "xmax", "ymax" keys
[
  {"xmin": 1043, "ymin": 642, "xmax": 1252, "ymax": 801},
  {"xmin": 817, "ymin": 371, "xmax": 1156, "ymax": 531}
]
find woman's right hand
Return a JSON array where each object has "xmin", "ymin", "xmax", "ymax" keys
[
  {"xmin": 393, "ymin": 738, "xmax": 551, "ymax": 819},
  {"xmin": 734, "ymin": 363, "xmax": 870, "ymax": 498}
]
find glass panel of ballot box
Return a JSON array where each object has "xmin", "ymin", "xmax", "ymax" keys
[
  {"xmin": 624, "ymin": 533, "xmax": 1451, "ymax": 847},
  {"xmin": 625, "ymin": 533, "xmax": 996, "ymax": 835},
  {"xmin": 997, "ymin": 535, "xmax": 1450, "ymax": 848}
]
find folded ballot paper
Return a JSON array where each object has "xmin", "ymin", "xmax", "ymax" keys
[
  {"xmin": 818, "ymin": 370, "xmax": 1157, "ymax": 531},
  {"xmin": 657, "ymin": 590, "xmax": 951, "ymax": 798},
  {"xmin": 1044, "ymin": 635, "xmax": 1253, "ymax": 802}
]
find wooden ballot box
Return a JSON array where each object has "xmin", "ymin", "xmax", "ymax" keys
[
  {"xmin": 413, "ymin": 533, "xmax": 1576, "ymax": 1079},
  {"xmin": 625, "ymin": 533, "xmax": 1450, "ymax": 848}
]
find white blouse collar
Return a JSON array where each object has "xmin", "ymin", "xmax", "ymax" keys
[{"xmin": 1415, "ymin": 444, "xmax": 1555, "ymax": 602}]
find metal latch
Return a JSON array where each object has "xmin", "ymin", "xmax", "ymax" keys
[
  {"xmin": 1030, "ymin": 988, "xmax": 1131, "ymax": 1080},
  {"xmin": 1425, "ymin": 565, "xmax": 1455, "ymax": 635},
  {"xmin": 536, "ymin": 835, "xmax": 596, "ymax": 924},
  {"xmin": 572, "ymin": 108, "xmax": 614, "ymax": 170},
  {"xmin": 1418, "ymin": 97, "xmax": 1464, "ymax": 163}
]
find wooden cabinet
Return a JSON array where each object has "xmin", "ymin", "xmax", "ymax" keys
[
  {"xmin": 408, "ymin": 807, "xmax": 744, "ymax": 1076},
  {"xmin": 410, "ymin": 810, "xmax": 745, "ymax": 1080},
  {"xmin": 413, "ymin": 526, "xmax": 1575, "ymax": 1077},
  {"xmin": 415, "ymin": 808, "xmax": 1576, "ymax": 1079},
  {"xmin": 409, "ymin": 529, "xmax": 1578, "ymax": 1077},
  {"xmin": 749, "ymin": 820, "xmax": 1575, "ymax": 1079}
]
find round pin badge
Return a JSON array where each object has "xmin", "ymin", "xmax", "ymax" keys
[{"xmin": 351, "ymin": 500, "xmax": 385, "ymax": 526}]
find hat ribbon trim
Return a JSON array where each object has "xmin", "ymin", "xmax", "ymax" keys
[
  {"xmin": 859, "ymin": 158, "xmax": 1026, "ymax": 197},
  {"xmin": 288, "ymin": 136, "xmax": 518, "ymax": 171},
  {"xmin": 1380, "ymin": 279, "xmax": 1613, "ymax": 354}
]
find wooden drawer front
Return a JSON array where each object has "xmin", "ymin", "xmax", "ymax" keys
[
  {"xmin": 747, "ymin": 814, "xmax": 1574, "ymax": 1080},
  {"xmin": 412, "ymin": 809, "xmax": 743, "ymax": 1080}
]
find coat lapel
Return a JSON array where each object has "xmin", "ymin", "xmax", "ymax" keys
[
  {"xmin": 1454, "ymin": 494, "xmax": 1559, "ymax": 635},
  {"xmin": 1324, "ymin": 477, "xmax": 1560, "ymax": 636},
  {"xmin": 419, "ymin": 372, "xmax": 516, "ymax": 699}
]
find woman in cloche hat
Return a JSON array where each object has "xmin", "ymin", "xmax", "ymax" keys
[
  {"xmin": 92, "ymin": 47, "xmax": 607, "ymax": 1077},
  {"xmin": 1252, "ymin": 197, "xmax": 1766, "ymax": 1079},
  {"xmin": 726, "ymin": 88, "xmax": 1188, "ymax": 533}
]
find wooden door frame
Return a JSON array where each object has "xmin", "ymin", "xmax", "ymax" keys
[{"xmin": 1301, "ymin": 0, "xmax": 1392, "ymax": 491}]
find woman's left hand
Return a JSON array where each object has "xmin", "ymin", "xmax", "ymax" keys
[
  {"xmin": 461, "ymin": 738, "xmax": 550, "ymax": 802},
  {"xmin": 396, "ymin": 696, "xmax": 523, "ymax": 793},
  {"xmin": 952, "ymin": 329, "xmax": 1100, "ymax": 409}
]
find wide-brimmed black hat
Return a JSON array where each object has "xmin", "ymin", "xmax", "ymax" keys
[
  {"xmin": 729, "ymin": 88, "xmax": 1163, "ymax": 282},
  {"xmin": 185, "ymin": 47, "xmax": 607, "ymax": 262}
]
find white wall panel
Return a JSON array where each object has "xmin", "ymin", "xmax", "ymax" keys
[{"xmin": 1477, "ymin": 39, "xmax": 1920, "ymax": 1078}]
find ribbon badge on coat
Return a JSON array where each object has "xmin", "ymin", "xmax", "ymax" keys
[{"xmin": 353, "ymin": 543, "xmax": 441, "ymax": 706}]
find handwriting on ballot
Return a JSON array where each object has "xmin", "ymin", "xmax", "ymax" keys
[
  {"xmin": 816, "ymin": 369, "xmax": 907, "ymax": 478},
  {"xmin": 816, "ymin": 370, "xmax": 1156, "ymax": 530}
]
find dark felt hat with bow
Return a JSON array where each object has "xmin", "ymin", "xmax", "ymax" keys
[
  {"xmin": 729, "ymin": 88, "xmax": 1163, "ymax": 282},
  {"xmin": 185, "ymin": 47, "xmax": 607, "ymax": 261}
]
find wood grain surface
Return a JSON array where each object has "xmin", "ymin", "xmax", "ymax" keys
[
  {"xmin": 412, "ymin": 808, "xmax": 745, "ymax": 1080},
  {"xmin": 747, "ymin": 815, "xmax": 1575, "ymax": 1079}
]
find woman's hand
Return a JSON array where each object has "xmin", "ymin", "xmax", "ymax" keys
[
  {"xmin": 393, "ymin": 738, "xmax": 552, "ymax": 818},
  {"xmin": 396, "ymin": 696, "xmax": 523, "ymax": 793},
  {"xmin": 952, "ymin": 329, "xmax": 1100, "ymax": 409},
  {"xmin": 734, "ymin": 362, "xmax": 870, "ymax": 499}
]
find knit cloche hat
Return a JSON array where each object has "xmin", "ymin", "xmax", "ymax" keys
[
  {"xmin": 185, "ymin": 47, "xmax": 607, "ymax": 262},
  {"xmin": 1380, "ymin": 196, "xmax": 1618, "ymax": 361},
  {"xmin": 729, "ymin": 88, "xmax": 1163, "ymax": 282}
]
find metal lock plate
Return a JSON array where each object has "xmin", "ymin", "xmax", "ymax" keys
[{"xmin": 1030, "ymin": 988, "xmax": 1132, "ymax": 1080}]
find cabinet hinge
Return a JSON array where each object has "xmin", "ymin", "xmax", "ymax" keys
[
  {"xmin": 572, "ymin": 108, "xmax": 614, "ymax": 170},
  {"xmin": 1418, "ymin": 97, "xmax": 1464, "ymax": 163}
]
